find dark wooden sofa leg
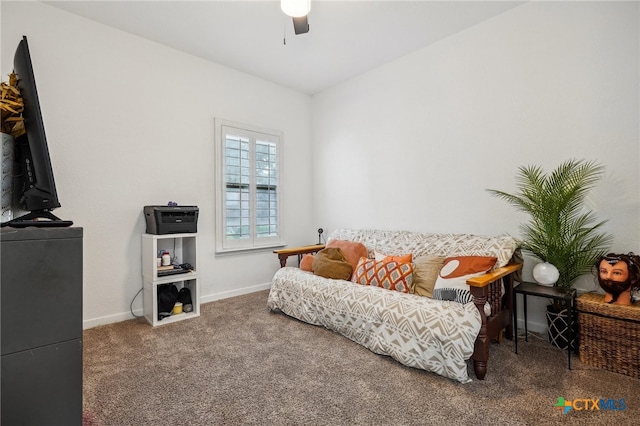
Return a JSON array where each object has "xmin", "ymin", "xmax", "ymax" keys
[
  {"xmin": 472, "ymin": 314, "xmax": 489, "ymax": 380},
  {"xmin": 471, "ymin": 289, "xmax": 489, "ymax": 380},
  {"xmin": 474, "ymin": 359, "xmax": 488, "ymax": 381},
  {"xmin": 467, "ymin": 263, "xmax": 523, "ymax": 380}
]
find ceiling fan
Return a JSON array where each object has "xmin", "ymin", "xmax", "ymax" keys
[{"xmin": 281, "ymin": 0, "xmax": 310, "ymax": 35}]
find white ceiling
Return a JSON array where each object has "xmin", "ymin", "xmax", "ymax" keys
[{"xmin": 45, "ymin": 1, "xmax": 525, "ymax": 95}]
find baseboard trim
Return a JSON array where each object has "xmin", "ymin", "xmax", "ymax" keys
[
  {"xmin": 199, "ymin": 282, "xmax": 272, "ymax": 304},
  {"xmin": 84, "ymin": 285, "xmax": 547, "ymax": 331},
  {"xmin": 515, "ymin": 318, "xmax": 547, "ymax": 334},
  {"xmin": 83, "ymin": 282, "xmax": 272, "ymax": 329}
]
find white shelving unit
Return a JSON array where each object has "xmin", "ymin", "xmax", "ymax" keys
[{"xmin": 142, "ymin": 233, "xmax": 200, "ymax": 326}]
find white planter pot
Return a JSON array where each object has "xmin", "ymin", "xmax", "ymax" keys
[{"xmin": 533, "ymin": 262, "xmax": 559, "ymax": 287}]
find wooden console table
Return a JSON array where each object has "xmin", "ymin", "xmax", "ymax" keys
[{"xmin": 273, "ymin": 244, "xmax": 325, "ymax": 267}]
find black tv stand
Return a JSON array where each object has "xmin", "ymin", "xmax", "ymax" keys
[
  {"xmin": 1, "ymin": 210, "xmax": 73, "ymax": 228},
  {"xmin": 1, "ymin": 226, "xmax": 83, "ymax": 425}
]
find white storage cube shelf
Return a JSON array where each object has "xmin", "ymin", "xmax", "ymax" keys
[{"xmin": 142, "ymin": 233, "xmax": 200, "ymax": 326}]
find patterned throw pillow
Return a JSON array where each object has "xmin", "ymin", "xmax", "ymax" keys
[
  {"xmin": 432, "ymin": 256, "xmax": 497, "ymax": 304},
  {"xmin": 352, "ymin": 257, "xmax": 414, "ymax": 293}
]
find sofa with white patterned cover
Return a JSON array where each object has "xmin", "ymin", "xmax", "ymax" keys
[{"xmin": 267, "ymin": 229, "xmax": 522, "ymax": 383}]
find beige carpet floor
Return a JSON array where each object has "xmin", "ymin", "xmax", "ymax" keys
[{"xmin": 83, "ymin": 290, "xmax": 639, "ymax": 425}]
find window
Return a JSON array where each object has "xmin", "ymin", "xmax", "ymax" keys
[{"xmin": 215, "ymin": 119, "xmax": 283, "ymax": 252}]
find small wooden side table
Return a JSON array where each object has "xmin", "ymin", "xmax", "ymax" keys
[
  {"xmin": 273, "ymin": 244, "xmax": 325, "ymax": 268},
  {"xmin": 513, "ymin": 281, "xmax": 577, "ymax": 369}
]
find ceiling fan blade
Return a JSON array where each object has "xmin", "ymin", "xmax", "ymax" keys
[{"xmin": 292, "ymin": 16, "xmax": 309, "ymax": 35}]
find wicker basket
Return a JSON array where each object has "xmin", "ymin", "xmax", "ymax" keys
[{"xmin": 577, "ymin": 293, "xmax": 640, "ymax": 379}]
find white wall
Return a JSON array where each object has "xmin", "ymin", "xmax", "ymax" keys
[
  {"xmin": 1, "ymin": 1, "xmax": 315, "ymax": 327},
  {"xmin": 3, "ymin": 1, "xmax": 638, "ymax": 333},
  {"xmin": 311, "ymin": 1, "xmax": 639, "ymax": 331}
]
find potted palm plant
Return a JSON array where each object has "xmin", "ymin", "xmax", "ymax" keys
[{"xmin": 487, "ymin": 159, "xmax": 613, "ymax": 349}]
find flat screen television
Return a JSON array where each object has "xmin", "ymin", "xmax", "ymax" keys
[{"xmin": 2, "ymin": 36, "xmax": 72, "ymax": 228}]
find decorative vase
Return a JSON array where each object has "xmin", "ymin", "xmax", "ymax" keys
[
  {"xmin": 533, "ymin": 262, "xmax": 559, "ymax": 287},
  {"xmin": 1, "ymin": 133, "xmax": 14, "ymax": 223}
]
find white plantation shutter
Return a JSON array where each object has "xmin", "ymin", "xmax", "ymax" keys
[{"xmin": 216, "ymin": 120, "xmax": 283, "ymax": 252}]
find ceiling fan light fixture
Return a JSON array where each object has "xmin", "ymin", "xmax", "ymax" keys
[{"xmin": 281, "ymin": 0, "xmax": 310, "ymax": 18}]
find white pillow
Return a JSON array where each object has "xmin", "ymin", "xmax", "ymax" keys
[{"xmin": 432, "ymin": 256, "xmax": 497, "ymax": 316}]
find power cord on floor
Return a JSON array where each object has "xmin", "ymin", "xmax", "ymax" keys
[{"xmin": 130, "ymin": 287, "xmax": 143, "ymax": 318}]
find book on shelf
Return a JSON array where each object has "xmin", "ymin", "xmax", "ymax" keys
[{"xmin": 157, "ymin": 265, "xmax": 175, "ymax": 271}]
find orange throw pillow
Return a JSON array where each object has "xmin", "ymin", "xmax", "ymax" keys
[
  {"xmin": 300, "ymin": 254, "xmax": 314, "ymax": 272},
  {"xmin": 383, "ymin": 254, "xmax": 412, "ymax": 264},
  {"xmin": 326, "ymin": 240, "xmax": 369, "ymax": 272},
  {"xmin": 374, "ymin": 251, "xmax": 413, "ymax": 264}
]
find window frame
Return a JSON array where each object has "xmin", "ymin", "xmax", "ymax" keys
[{"xmin": 215, "ymin": 118, "xmax": 284, "ymax": 254}]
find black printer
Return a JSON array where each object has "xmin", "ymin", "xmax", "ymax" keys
[{"xmin": 144, "ymin": 205, "xmax": 199, "ymax": 234}]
